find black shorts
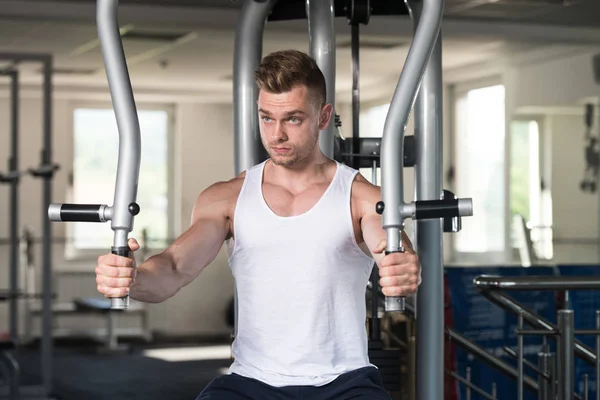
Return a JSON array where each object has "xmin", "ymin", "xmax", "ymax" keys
[{"xmin": 196, "ymin": 366, "xmax": 392, "ymax": 400}]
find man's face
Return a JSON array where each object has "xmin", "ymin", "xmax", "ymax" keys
[{"xmin": 257, "ymin": 85, "xmax": 331, "ymax": 166}]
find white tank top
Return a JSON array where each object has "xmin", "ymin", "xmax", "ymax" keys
[{"xmin": 225, "ymin": 159, "xmax": 376, "ymax": 387}]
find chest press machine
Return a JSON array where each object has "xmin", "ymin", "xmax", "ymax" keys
[{"xmin": 47, "ymin": 0, "xmax": 474, "ymax": 398}]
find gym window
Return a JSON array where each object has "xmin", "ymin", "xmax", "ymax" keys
[
  {"xmin": 451, "ymin": 82, "xmax": 507, "ymax": 263},
  {"xmin": 510, "ymin": 118, "xmax": 553, "ymax": 261},
  {"xmin": 358, "ymin": 102, "xmax": 390, "ymax": 184},
  {"xmin": 68, "ymin": 105, "xmax": 174, "ymax": 254}
]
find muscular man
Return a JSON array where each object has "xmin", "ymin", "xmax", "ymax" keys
[{"xmin": 96, "ymin": 49, "xmax": 421, "ymax": 400}]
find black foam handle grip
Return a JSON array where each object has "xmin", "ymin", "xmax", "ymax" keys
[
  {"xmin": 60, "ymin": 204, "xmax": 104, "ymax": 222},
  {"xmin": 385, "ymin": 249, "xmax": 404, "ymax": 255},
  {"xmin": 414, "ymin": 199, "xmax": 459, "ymax": 220}
]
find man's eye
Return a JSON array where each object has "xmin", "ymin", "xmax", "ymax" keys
[
  {"xmin": 262, "ymin": 116, "xmax": 272, "ymax": 122},
  {"xmin": 289, "ymin": 117, "xmax": 300, "ymax": 124}
]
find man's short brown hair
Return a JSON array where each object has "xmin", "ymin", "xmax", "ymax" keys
[{"xmin": 254, "ymin": 49, "xmax": 326, "ymax": 109}]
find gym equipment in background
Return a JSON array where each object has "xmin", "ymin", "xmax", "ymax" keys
[
  {"xmin": 48, "ymin": 0, "xmax": 142, "ymax": 311},
  {"xmin": 0, "ymin": 69, "xmax": 20, "ymax": 346},
  {"xmin": 0, "ymin": 68, "xmax": 23, "ymax": 400},
  {"xmin": 580, "ymin": 103, "xmax": 599, "ymax": 193},
  {"xmin": 0, "ymin": 51, "xmax": 56, "ymax": 398}
]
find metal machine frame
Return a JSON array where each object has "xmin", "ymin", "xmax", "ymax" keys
[{"xmin": 0, "ymin": 68, "xmax": 20, "ymax": 347}]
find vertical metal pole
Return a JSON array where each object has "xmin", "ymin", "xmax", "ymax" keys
[
  {"xmin": 371, "ymin": 160, "xmax": 378, "ymax": 185},
  {"xmin": 549, "ymin": 352, "xmax": 556, "ymax": 400},
  {"xmin": 306, "ymin": 0, "xmax": 335, "ymax": 158},
  {"xmin": 232, "ymin": 0, "xmax": 278, "ymax": 342},
  {"xmin": 8, "ymin": 70, "xmax": 19, "ymax": 344},
  {"xmin": 233, "ymin": 0, "xmax": 278, "ymax": 175},
  {"xmin": 409, "ymin": 332, "xmax": 416, "ymax": 400},
  {"xmin": 412, "ymin": 0, "xmax": 444, "ymax": 396},
  {"xmin": 351, "ymin": 22, "xmax": 360, "ymax": 168},
  {"xmin": 584, "ymin": 374, "xmax": 589, "ymax": 400},
  {"xmin": 41, "ymin": 55, "xmax": 53, "ymax": 396},
  {"xmin": 595, "ymin": 310, "xmax": 600, "ymax": 400},
  {"xmin": 370, "ymin": 160, "xmax": 380, "ymax": 341},
  {"xmin": 518, "ymin": 312, "xmax": 524, "ymax": 400},
  {"xmin": 538, "ymin": 351, "xmax": 551, "ymax": 400},
  {"xmin": 558, "ymin": 308, "xmax": 575, "ymax": 400},
  {"xmin": 466, "ymin": 367, "xmax": 472, "ymax": 400}
]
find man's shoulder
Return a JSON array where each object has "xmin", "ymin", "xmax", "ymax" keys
[
  {"xmin": 351, "ymin": 172, "xmax": 380, "ymax": 199},
  {"xmin": 350, "ymin": 172, "xmax": 381, "ymax": 218},
  {"xmin": 202, "ymin": 171, "xmax": 246, "ymax": 204}
]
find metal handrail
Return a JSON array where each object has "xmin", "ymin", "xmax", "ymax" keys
[
  {"xmin": 446, "ymin": 328, "xmax": 540, "ymax": 393},
  {"xmin": 502, "ymin": 346, "xmax": 550, "ymax": 380},
  {"xmin": 475, "ymin": 275, "xmax": 600, "ymax": 291},
  {"xmin": 446, "ymin": 369, "xmax": 496, "ymax": 400},
  {"xmin": 476, "ymin": 285, "xmax": 597, "ymax": 366}
]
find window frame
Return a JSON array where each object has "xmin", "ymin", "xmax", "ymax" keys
[{"xmin": 65, "ymin": 100, "xmax": 176, "ymax": 261}]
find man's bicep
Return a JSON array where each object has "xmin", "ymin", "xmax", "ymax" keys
[
  {"xmin": 167, "ymin": 183, "xmax": 232, "ymax": 282},
  {"xmin": 361, "ymin": 212, "xmax": 382, "ymax": 245},
  {"xmin": 190, "ymin": 182, "xmax": 231, "ymax": 226}
]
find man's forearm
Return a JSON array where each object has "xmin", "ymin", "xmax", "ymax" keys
[{"xmin": 130, "ymin": 252, "xmax": 182, "ymax": 303}]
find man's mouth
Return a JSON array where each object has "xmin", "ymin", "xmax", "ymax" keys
[{"xmin": 272, "ymin": 147, "xmax": 291, "ymax": 154}]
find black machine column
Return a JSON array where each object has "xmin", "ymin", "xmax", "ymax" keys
[{"xmin": 0, "ymin": 69, "xmax": 20, "ymax": 345}]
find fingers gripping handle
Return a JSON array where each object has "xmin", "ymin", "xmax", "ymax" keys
[
  {"xmin": 110, "ymin": 246, "xmax": 132, "ymax": 310},
  {"xmin": 384, "ymin": 249, "xmax": 406, "ymax": 312}
]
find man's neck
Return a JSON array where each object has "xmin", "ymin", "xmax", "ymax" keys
[{"xmin": 266, "ymin": 153, "xmax": 333, "ymax": 191}]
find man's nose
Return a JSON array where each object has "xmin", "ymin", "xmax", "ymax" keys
[{"xmin": 271, "ymin": 122, "xmax": 286, "ymax": 141}]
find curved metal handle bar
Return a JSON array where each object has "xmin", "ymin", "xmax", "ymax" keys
[
  {"xmin": 379, "ymin": 0, "xmax": 444, "ymax": 312},
  {"xmin": 97, "ymin": 0, "xmax": 142, "ymax": 310}
]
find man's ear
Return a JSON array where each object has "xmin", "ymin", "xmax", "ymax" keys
[{"xmin": 319, "ymin": 103, "xmax": 333, "ymax": 130}]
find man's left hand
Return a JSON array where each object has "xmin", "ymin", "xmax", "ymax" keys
[{"xmin": 373, "ymin": 239, "xmax": 421, "ymax": 297}]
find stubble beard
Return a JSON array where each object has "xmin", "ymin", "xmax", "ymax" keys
[{"xmin": 268, "ymin": 134, "xmax": 319, "ymax": 167}]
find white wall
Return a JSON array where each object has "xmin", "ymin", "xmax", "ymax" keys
[
  {"xmin": 514, "ymin": 50, "xmax": 600, "ymax": 110},
  {"xmin": 546, "ymin": 112, "xmax": 599, "ymax": 263},
  {"xmin": 160, "ymin": 103, "xmax": 236, "ymax": 336}
]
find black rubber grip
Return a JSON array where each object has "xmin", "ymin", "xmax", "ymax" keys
[
  {"xmin": 385, "ymin": 249, "xmax": 405, "ymax": 255},
  {"xmin": 414, "ymin": 199, "xmax": 459, "ymax": 220},
  {"xmin": 111, "ymin": 246, "xmax": 132, "ymax": 258},
  {"xmin": 60, "ymin": 204, "xmax": 103, "ymax": 222}
]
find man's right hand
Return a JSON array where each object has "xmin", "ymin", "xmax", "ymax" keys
[{"xmin": 96, "ymin": 238, "xmax": 139, "ymax": 298}]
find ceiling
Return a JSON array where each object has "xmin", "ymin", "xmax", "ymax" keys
[
  {"xmin": 0, "ymin": 0, "xmax": 598, "ymax": 104},
  {"xmin": 23, "ymin": 0, "xmax": 600, "ymax": 27}
]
